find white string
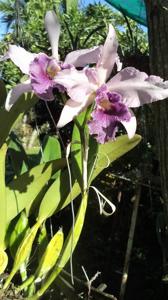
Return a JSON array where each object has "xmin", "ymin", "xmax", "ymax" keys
[
  {"xmin": 90, "ymin": 186, "xmax": 116, "ymax": 216},
  {"xmin": 82, "ymin": 266, "xmax": 101, "ymax": 296}
]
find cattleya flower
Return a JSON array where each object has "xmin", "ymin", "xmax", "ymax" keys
[
  {"xmin": 4, "ymin": 11, "xmax": 101, "ymax": 111},
  {"xmin": 55, "ymin": 25, "xmax": 168, "ymax": 143}
]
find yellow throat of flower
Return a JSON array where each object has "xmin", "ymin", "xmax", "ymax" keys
[
  {"xmin": 99, "ymin": 99, "xmax": 112, "ymax": 111},
  {"xmin": 47, "ymin": 60, "xmax": 61, "ymax": 78}
]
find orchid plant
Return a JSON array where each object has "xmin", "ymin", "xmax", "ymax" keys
[{"xmin": 0, "ymin": 8, "xmax": 168, "ymax": 300}]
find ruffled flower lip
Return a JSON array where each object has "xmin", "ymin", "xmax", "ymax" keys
[
  {"xmin": 29, "ymin": 53, "xmax": 73, "ymax": 100},
  {"xmin": 88, "ymin": 85, "xmax": 131, "ymax": 144}
]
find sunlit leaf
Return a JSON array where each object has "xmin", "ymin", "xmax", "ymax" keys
[
  {"xmin": 0, "ymin": 250, "xmax": 8, "ymax": 275},
  {"xmin": 8, "ymin": 132, "xmax": 29, "ymax": 176},
  {"xmin": 6, "ymin": 159, "xmax": 66, "ymax": 229},
  {"xmin": 33, "ymin": 193, "xmax": 88, "ymax": 299},
  {"xmin": 0, "ymin": 144, "xmax": 7, "ymax": 249},
  {"xmin": 40, "ymin": 135, "xmax": 61, "ymax": 163},
  {"xmin": 45, "ymin": 134, "xmax": 142, "ymax": 216},
  {"xmin": 36, "ymin": 228, "xmax": 64, "ymax": 279},
  {"xmin": 90, "ymin": 134, "xmax": 142, "ymax": 183},
  {"xmin": 0, "ymin": 93, "xmax": 37, "ymax": 148},
  {"xmin": 4, "ymin": 221, "xmax": 41, "ymax": 289},
  {"xmin": 9, "ymin": 211, "xmax": 29, "ymax": 259}
]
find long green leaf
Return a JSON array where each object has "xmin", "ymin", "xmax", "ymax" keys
[
  {"xmin": 5, "ymin": 159, "xmax": 66, "ymax": 234},
  {"xmin": 40, "ymin": 135, "xmax": 61, "ymax": 163},
  {"xmin": 32, "ymin": 193, "xmax": 88, "ymax": 299},
  {"xmin": 0, "ymin": 144, "xmax": 7, "ymax": 249},
  {"xmin": 90, "ymin": 134, "xmax": 142, "ymax": 182},
  {"xmin": 8, "ymin": 132, "xmax": 29, "ymax": 176},
  {"xmin": 0, "ymin": 93, "xmax": 37, "ymax": 148},
  {"xmin": 39, "ymin": 134, "xmax": 141, "ymax": 219},
  {"xmin": 8, "ymin": 211, "xmax": 29, "ymax": 259}
]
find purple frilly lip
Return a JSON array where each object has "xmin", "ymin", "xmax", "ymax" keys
[
  {"xmin": 88, "ymin": 84, "xmax": 131, "ymax": 144},
  {"xmin": 29, "ymin": 53, "xmax": 73, "ymax": 100}
]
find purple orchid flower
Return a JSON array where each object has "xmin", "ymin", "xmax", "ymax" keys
[
  {"xmin": 54, "ymin": 24, "xmax": 168, "ymax": 143},
  {"xmin": 5, "ymin": 11, "xmax": 101, "ymax": 111}
]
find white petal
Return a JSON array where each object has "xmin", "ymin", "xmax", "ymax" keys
[
  {"xmin": 55, "ymin": 68, "xmax": 95, "ymax": 103},
  {"xmin": 5, "ymin": 81, "xmax": 32, "ymax": 111},
  {"xmin": 8, "ymin": 45, "xmax": 36, "ymax": 74},
  {"xmin": 57, "ymin": 97, "xmax": 92, "ymax": 128},
  {"xmin": 97, "ymin": 24, "xmax": 118, "ymax": 84},
  {"xmin": 64, "ymin": 46, "xmax": 102, "ymax": 67},
  {"xmin": 121, "ymin": 110, "xmax": 137, "ymax": 139},
  {"xmin": 107, "ymin": 67, "xmax": 168, "ymax": 107},
  {"xmin": 45, "ymin": 11, "xmax": 60, "ymax": 60}
]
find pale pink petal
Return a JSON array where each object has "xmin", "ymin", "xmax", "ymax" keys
[
  {"xmin": 5, "ymin": 81, "xmax": 32, "ymax": 111},
  {"xmin": 97, "ymin": 24, "xmax": 118, "ymax": 84},
  {"xmin": 57, "ymin": 98, "xmax": 90, "ymax": 128},
  {"xmin": 64, "ymin": 46, "xmax": 102, "ymax": 67},
  {"xmin": 45, "ymin": 11, "xmax": 60, "ymax": 60},
  {"xmin": 121, "ymin": 110, "xmax": 137, "ymax": 139},
  {"xmin": 107, "ymin": 67, "xmax": 168, "ymax": 107},
  {"xmin": 8, "ymin": 45, "xmax": 36, "ymax": 74},
  {"xmin": 55, "ymin": 68, "xmax": 95, "ymax": 103}
]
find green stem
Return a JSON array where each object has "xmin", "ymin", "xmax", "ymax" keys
[{"xmin": 17, "ymin": 275, "xmax": 34, "ymax": 292}]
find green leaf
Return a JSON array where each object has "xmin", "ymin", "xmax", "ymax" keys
[
  {"xmin": 38, "ymin": 134, "xmax": 141, "ymax": 221},
  {"xmin": 34, "ymin": 193, "xmax": 88, "ymax": 299},
  {"xmin": 87, "ymin": 135, "xmax": 99, "ymax": 181},
  {"xmin": 8, "ymin": 211, "xmax": 29, "ymax": 259},
  {"xmin": 0, "ymin": 144, "xmax": 7, "ymax": 249},
  {"xmin": 37, "ymin": 223, "xmax": 48, "ymax": 263},
  {"xmin": 71, "ymin": 116, "xmax": 83, "ymax": 189},
  {"xmin": 36, "ymin": 228, "xmax": 64, "ymax": 279},
  {"xmin": 8, "ymin": 132, "xmax": 29, "ymax": 176},
  {"xmin": 4, "ymin": 221, "xmax": 41, "ymax": 289},
  {"xmin": 0, "ymin": 250, "xmax": 8, "ymax": 275},
  {"xmin": 5, "ymin": 159, "xmax": 66, "ymax": 232},
  {"xmin": 40, "ymin": 135, "xmax": 61, "ymax": 163},
  {"xmin": 0, "ymin": 93, "xmax": 37, "ymax": 148},
  {"xmin": 90, "ymin": 134, "xmax": 142, "ymax": 182}
]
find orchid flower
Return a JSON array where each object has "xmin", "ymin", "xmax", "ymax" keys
[
  {"xmin": 55, "ymin": 25, "xmax": 168, "ymax": 143},
  {"xmin": 4, "ymin": 11, "xmax": 101, "ymax": 111}
]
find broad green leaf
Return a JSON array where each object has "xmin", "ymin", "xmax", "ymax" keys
[
  {"xmin": 6, "ymin": 159, "xmax": 66, "ymax": 229},
  {"xmin": 0, "ymin": 93, "xmax": 37, "ymax": 148},
  {"xmin": 38, "ymin": 135, "xmax": 141, "ymax": 221},
  {"xmin": 9, "ymin": 211, "xmax": 29, "ymax": 259},
  {"xmin": 8, "ymin": 132, "xmax": 29, "ymax": 176},
  {"xmin": 0, "ymin": 144, "xmax": 7, "ymax": 249},
  {"xmin": 0, "ymin": 80, "xmax": 7, "ymax": 106},
  {"xmin": 90, "ymin": 134, "xmax": 142, "ymax": 182},
  {"xmin": 4, "ymin": 221, "xmax": 41, "ymax": 289},
  {"xmin": 34, "ymin": 193, "xmax": 88, "ymax": 299},
  {"xmin": 40, "ymin": 135, "xmax": 61, "ymax": 163},
  {"xmin": 38, "ymin": 175, "xmax": 62, "ymax": 221},
  {"xmin": 0, "ymin": 250, "xmax": 8, "ymax": 275}
]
